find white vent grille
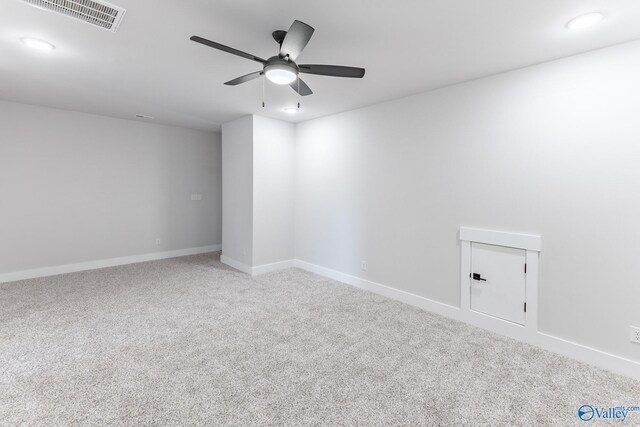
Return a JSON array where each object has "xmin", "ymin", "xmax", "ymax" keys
[{"xmin": 21, "ymin": 0, "xmax": 126, "ymax": 32}]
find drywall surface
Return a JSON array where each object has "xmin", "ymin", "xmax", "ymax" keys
[
  {"xmin": 252, "ymin": 116, "xmax": 295, "ymax": 266},
  {"xmin": 294, "ymin": 40, "xmax": 640, "ymax": 362},
  {"xmin": 220, "ymin": 115, "xmax": 295, "ymax": 268},
  {"xmin": 0, "ymin": 100, "xmax": 221, "ymax": 274},
  {"xmin": 221, "ymin": 115, "xmax": 254, "ymax": 265}
]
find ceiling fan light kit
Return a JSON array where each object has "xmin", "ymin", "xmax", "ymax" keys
[
  {"xmin": 190, "ymin": 19, "xmax": 365, "ymax": 103},
  {"xmin": 264, "ymin": 60, "xmax": 298, "ymax": 85}
]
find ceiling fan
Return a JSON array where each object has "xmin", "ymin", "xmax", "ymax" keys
[{"xmin": 190, "ymin": 20, "xmax": 365, "ymax": 96}]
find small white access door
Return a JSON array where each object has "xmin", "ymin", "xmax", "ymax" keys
[{"xmin": 470, "ymin": 242, "xmax": 526, "ymax": 325}]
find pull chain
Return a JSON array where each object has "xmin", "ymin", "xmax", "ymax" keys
[{"xmin": 262, "ymin": 76, "xmax": 265, "ymax": 108}]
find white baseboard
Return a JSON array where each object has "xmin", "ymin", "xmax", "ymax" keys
[
  {"xmin": 220, "ymin": 256, "xmax": 294, "ymax": 276},
  {"xmin": 0, "ymin": 244, "xmax": 222, "ymax": 284},
  {"xmin": 293, "ymin": 259, "xmax": 640, "ymax": 380},
  {"xmin": 534, "ymin": 333, "xmax": 640, "ymax": 381},
  {"xmin": 220, "ymin": 255, "xmax": 253, "ymax": 275},
  {"xmin": 293, "ymin": 259, "xmax": 460, "ymax": 320},
  {"xmin": 252, "ymin": 259, "xmax": 294, "ymax": 276}
]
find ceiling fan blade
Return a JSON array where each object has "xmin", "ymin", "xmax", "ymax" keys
[
  {"xmin": 190, "ymin": 36, "xmax": 267, "ymax": 64},
  {"xmin": 290, "ymin": 78, "xmax": 313, "ymax": 96},
  {"xmin": 280, "ymin": 20, "xmax": 315, "ymax": 60},
  {"xmin": 299, "ymin": 64, "xmax": 365, "ymax": 78},
  {"xmin": 225, "ymin": 71, "xmax": 263, "ymax": 86}
]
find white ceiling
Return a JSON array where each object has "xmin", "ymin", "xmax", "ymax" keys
[{"xmin": 1, "ymin": 0, "xmax": 640, "ymax": 132}]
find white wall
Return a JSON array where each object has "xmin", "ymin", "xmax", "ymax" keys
[
  {"xmin": 253, "ymin": 116, "xmax": 295, "ymax": 266},
  {"xmin": 221, "ymin": 115, "xmax": 295, "ymax": 270},
  {"xmin": 0, "ymin": 100, "xmax": 222, "ymax": 275},
  {"xmin": 295, "ymin": 40, "xmax": 640, "ymax": 363},
  {"xmin": 222, "ymin": 115, "xmax": 254, "ymax": 266}
]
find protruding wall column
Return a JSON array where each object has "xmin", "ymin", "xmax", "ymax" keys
[{"xmin": 221, "ymin": 115, "xmax": 295, "ymax": 275}]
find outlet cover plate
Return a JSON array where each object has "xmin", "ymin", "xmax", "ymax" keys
[{"xmin": 631, "ymin": 326, "xmax": 640, "ymax": 345}]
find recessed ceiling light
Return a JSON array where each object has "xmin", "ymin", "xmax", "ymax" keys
[
  {"xmin": 284, "ymin": 107, "xmax": 299, "ymax": 114},
  {"xmin": 20, "ymin": 37, "xmax": 56, "ymax": 51},
  {"xmin": 567, "ymin": 12, "xmax": 605, "ymax": 30}
]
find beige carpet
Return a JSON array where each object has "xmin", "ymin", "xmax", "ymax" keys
[{"xmin": 1, "ymin": 253, "xmax": 638, "ymax": 425}]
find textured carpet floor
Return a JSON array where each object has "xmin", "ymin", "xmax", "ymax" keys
[{"xmin": 1, "ymin": 253, "xmax": 638, "ymax": 426}]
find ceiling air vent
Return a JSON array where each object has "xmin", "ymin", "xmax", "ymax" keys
[{"xmin": 21, "ymin": 0, "xmax": 126, "ymax": 32}]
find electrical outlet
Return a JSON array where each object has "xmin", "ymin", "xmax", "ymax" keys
[
  {"xmin": 361, "ymin": 261, "xmax": 367, "ymax": 271},
  {"xmin": 631, "ymin": 326, "xmax": 640, "ymax": 345},
  {"xmin": 155, "ymin": 238, "xmax": 161, "ymax": 245}
]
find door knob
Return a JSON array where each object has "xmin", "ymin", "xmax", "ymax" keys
[{"xmin": 472, "ymin": 273, "xmax": 487, "ymax": 282}]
